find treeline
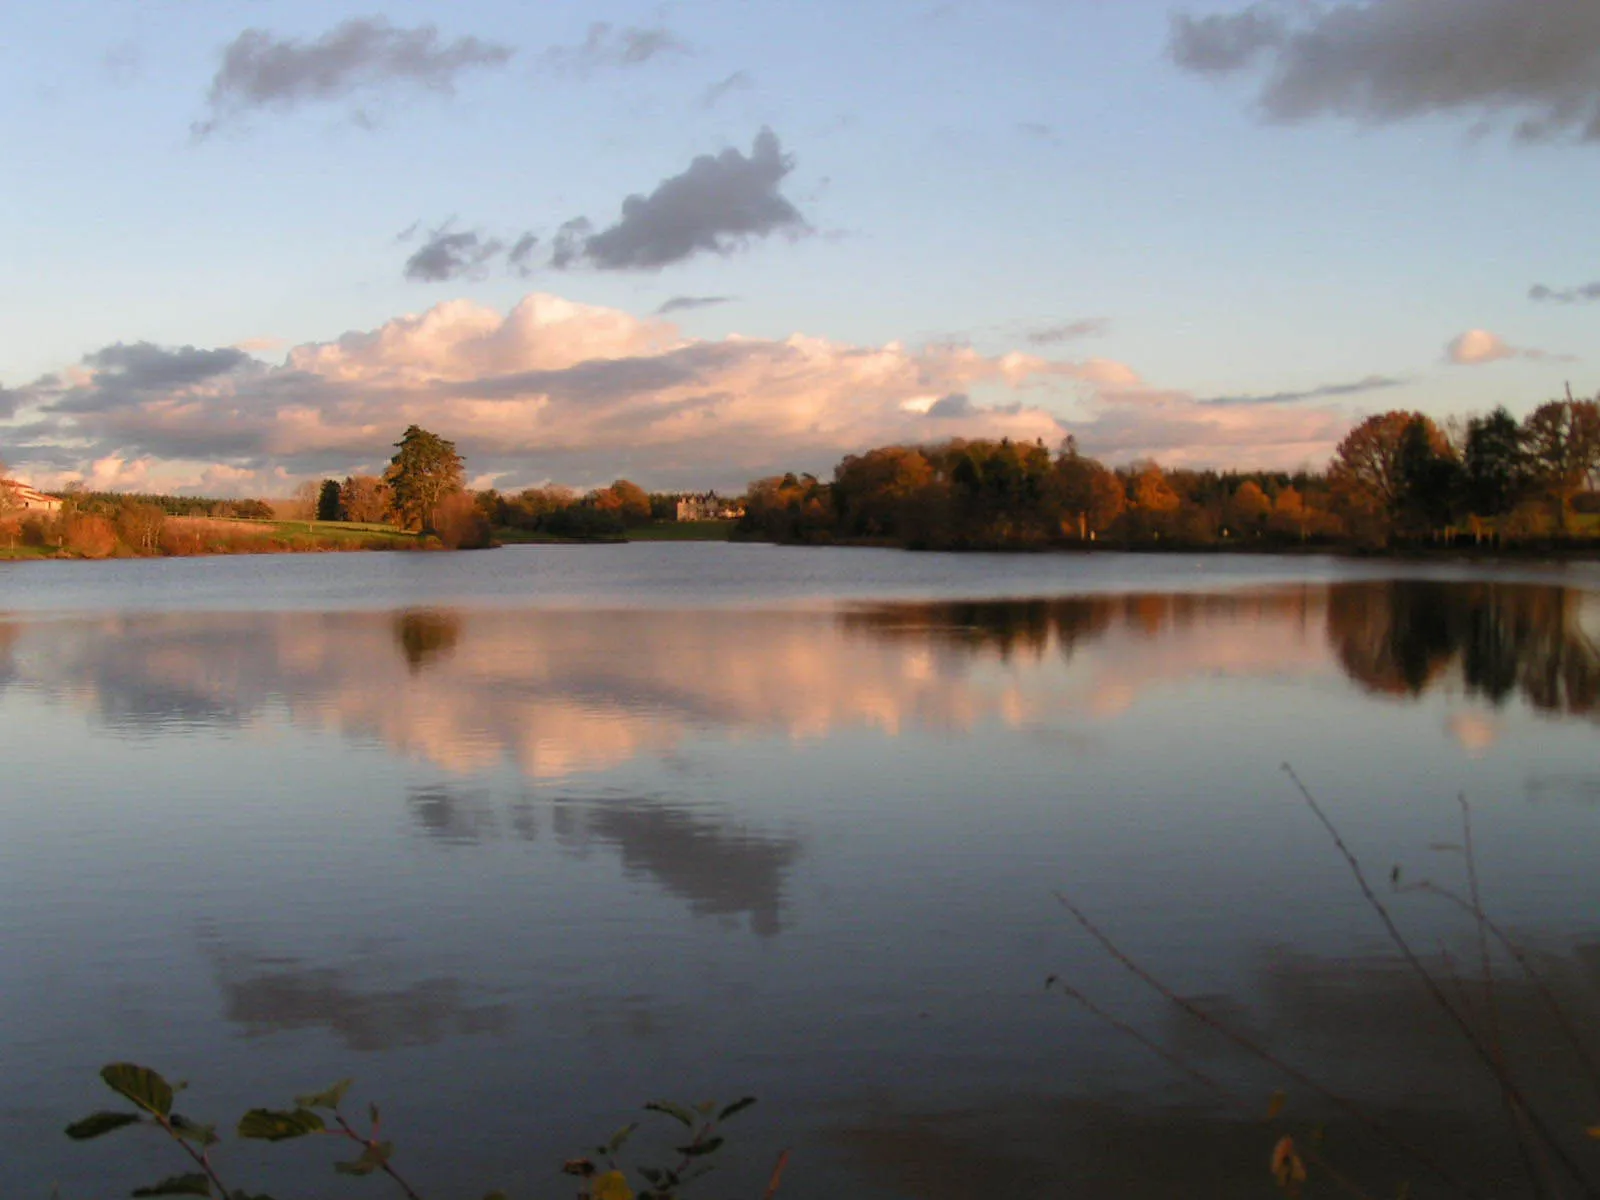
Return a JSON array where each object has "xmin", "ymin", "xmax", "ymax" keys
[
  {"xmin": 739, "ymin": 392, "xmax": 1600, "ymax": 552},
  {"xmin": 77, "ymin": 491, "xmax": 275, "ymax": 519},
  {"xmin": 469, "ymin": 480, "xmax": 684, "ymax": 540}
]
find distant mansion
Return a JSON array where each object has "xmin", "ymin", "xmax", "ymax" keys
[
  {"xmin": 675, "ymin": 491, "xmax": 745, "ymax": 521},
  {"xmin": 1, "ymin": 480, "xmax": 63, "ymax": 514}
]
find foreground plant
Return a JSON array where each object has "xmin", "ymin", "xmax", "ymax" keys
[{"xmin": 66, "ymin": 1064, "xmax": 785, "ymax": 1200}]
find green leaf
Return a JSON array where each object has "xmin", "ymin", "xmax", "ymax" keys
[
  {"xmin": 694, "ymin": 1100, "xmax": 717, "ymax": 1117},
  {"xmin": 607, "ymin": 1123, "xmax": 638, "ymax": 1155},
  {"xmin": 644, "ymin": 1101, "xmax": 696, "ymax": 1128},
  {"xmin": 130, "ymin": 1173, "xmax": 210, "ymax": 1197},
  {"xmin": 65, "ymin": 1111, "xmax": 143, "ymax": 1140},
  {"xmin": 294, "ymin": 1080, "xmax": 353, "ymax": 1111},
  {"xmin": 229, "ymin": 1193, "xmax": 280, "ymax": 1200},
  {"xmin": 717, "ymin": 1097, "xmax": 757, "ymax": 1122},
  {"xmin": 101, "ymin": 1064, "xmax": 175, "ymax": 1117},
  {"xmin": 236, "ymin": 1108, "xmax": 325, "ymax": 1141},
  {"xmin": 334, "ymin": 1141, "xmax": 393, "ymax": 1176},
  {"xmin": 675, "ymin": 1136, "xmax": 724, "ymax": 1158},
  {"xmin": 169, "ymin": 1115, "xmax": 219, "ymax": 1147}
]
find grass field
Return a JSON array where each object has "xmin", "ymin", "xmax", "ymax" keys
[{"xmin": 626, "ymin": 520, "xmax": 736, "ymax": 541}]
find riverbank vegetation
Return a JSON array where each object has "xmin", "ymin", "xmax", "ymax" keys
[{"xmin": 738, "ymin": 393, "xmax": 1600, "ymax": 554}]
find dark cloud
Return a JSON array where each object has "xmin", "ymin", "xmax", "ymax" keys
[
  {"xmin": 1170, "ymin": 0, "xmax": 1600, "ymax": 142},
  {"xmin": 507, "ymin": 232, "xmax": 540, "ymax": 277},
  {"xmin": 0, "ymin": 386, "xmax": 18, "ymax": 419},
  {"xmin": 404, "ymin": 228, "xmax": 505, "ymax": 282},
  {"xmin": 555, "ymin": 129, "xmax": 809, "ymax": 271},
  {"xmin": 1531, "ymin": 281, "xmax": 1600, "ymax": 304},
  {"xmin": 701, "ymin": 70, "xmax": 754, "ymax": 109},
  {"xmin": 927, "ymin": 392, "xmax": 974, "ymax": 418},
  {"xmin": 1027, "ymin": 319, "xmax": 1108, "ymax": 346},
  {"xmin": 41, "ymin": 343, "xmax": 252, "ymax": 415},
  {"xmin": 195, "ymin": 17, "xmax": 513, "ymax": 135},
  {"xmin": 546, "ymin": 22, "xmax": 687, "ymax": 72},
  {"xmin": 656, "ymin": 295, "xmax": 735, "ymax": 315},
  {"xmin": 1197, "ymin": 375, "xmax": 1405, "ymax": 407}
]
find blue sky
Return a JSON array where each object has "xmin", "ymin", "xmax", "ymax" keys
[{"xmin": 2, "ymin": 0, "xmax": 1597, "ymax": 494}]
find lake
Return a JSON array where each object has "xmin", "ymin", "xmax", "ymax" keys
[{"xmin": 6, "ymin": 545, "xmax": 1600, "ymax": 1199}]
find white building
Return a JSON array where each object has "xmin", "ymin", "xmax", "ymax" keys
[{"xmin": 1, "ymin": 480, "xmax": 63, "ymax": 514}]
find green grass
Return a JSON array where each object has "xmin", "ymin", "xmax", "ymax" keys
[
  {"xmin": 229, "ymin": 518, "xmax": 419, "ymax": 546},
  {"xmin": 0, "ymin": 543, "xmax": 53, "ymax": 560},
  {"xmin": 626, "ymin": 520, "xmax": 736, "ymax": 542}
]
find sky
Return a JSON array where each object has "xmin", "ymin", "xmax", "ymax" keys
[{"xmin": 2, "ymin": 0, "xmax": 1598, "ymax": 496}]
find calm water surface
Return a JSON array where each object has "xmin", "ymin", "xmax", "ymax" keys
[{"xmin": 5, "ymin": 546, "xmax": 1600, "ymax": 1198}]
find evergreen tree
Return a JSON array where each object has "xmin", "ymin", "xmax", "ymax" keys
[{"xmin": 385, "ymin": 426, "xmax": 466, "ymax": 532}]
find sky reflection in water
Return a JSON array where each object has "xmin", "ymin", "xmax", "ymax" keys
[{"xmin": 5, "ymin": 568, "xmax": 1600, "ymax": 1198}]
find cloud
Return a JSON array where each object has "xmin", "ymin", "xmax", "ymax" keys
[
  {"xmin": 11, "ymin": 294, "xmax": 1081, "ymax": 493},
  {"xmin": 507, "ymin": 233, "xmax": 540, "ymax": 277},
  {"xmin": 1531, "ymin": 281, "xmax": 1600, "ymax": 304},
  {"xmin": 926, "ymin": 392, "xmax": 974, "ymax": 418},
  {"xmin": 701, "ymin": 71, "xmax": 754, "ymax": 109},
  {"xmin": 1170, "ymin": 0, "xmax": 1600, "ymax": 142},
  {"xmin": 1197, "ymin": 374, "xmax": 1406, "ymax": 407},
  {"xmin": 195, "ymin": 17, "xmax": 512, "ymax": 135},
  {"xmin": 1026, "ymin": 319, "xmax": 1108, "ymax": 346},
  {"xmin": 10, "ymin": 294, "xmax": 1384, "ymax": 493},
  {"xmin": 553, "ymin": 129, "xmax": 809, "ymax": 271},
  {"xmin": 404, "ymin": 228, "xmax": 506, "ymax": 282},
  {"xmin": 545, "ymin": 23, "xmax": 687, "ymax": 72},
  {"xmin": 1445, "ymin": 329, "xmax": 1568, "ymax": 366},
  {"xmin": 0, "ymin": 386, "xmax": 17, "ymax": 420},
  {"xmin": 656, "ymin": 295, "xmax": 735, "ymax": 315}
]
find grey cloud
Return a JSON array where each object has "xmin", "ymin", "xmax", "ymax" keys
[
  {"xmin": 927, "ymin": 392, "xmax": 974, "ymax": 418},
  {"xmin": 460, "ymin": 342, "xmax": 769, "ymax": 405},
  {"xmin": 546, "ymin": 22, "xmax": 687, "ymax": 72},
  {"xmin": 0, "ymin": 386, "xmax": 18, "ymax": 419},
  {"xmin": 1170, "ymin": 0, "xmax": 1600, "ymax": 142},
  {"xmin": 1170, "ymin": 6, "xmax": 1284, "ymax": 73},
  {"xmin": 44, "ymin": 343, "xmax": 252, "ymax": 414},
  {"xmin": 1027, "ymin": 319, "xmax": 1108, "ymax": 346},
  {"xmin": 656, "ymin": 295, "xmax": 735, "ymax": 314},
  {"xmin": 507, "ymin": 232, "xmax": 540, "ymax": 277},
  {"xmin": 196, "ymin": 17, "xmax": 513, "ymax": 135},
  {"xmin": 1197, "ymin": 374, "xmax": 1406, "ymax": 407},
  {"xmin": 1016, "ymin": 121, "xmax": 1059, "ymax": 142},
  {"xmin": 404, "ymin": 228, "xmax": 505, "ymax": 282},
  {"xmin": 1531, "ymin": 281, "xmax": 1600, "ymax": 304},
  {"xmin": 555, "ymin": 129, "xmax": 809, "ymax": 271},
  {"xmin": 701, "ymin": 71, "xmax": 753, "ymax": 109}
]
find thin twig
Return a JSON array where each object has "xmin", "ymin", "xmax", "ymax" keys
[
  {"xmin": 762, "ymin": 1148, "xmax": 792, "ymax": 1199},
  {"xmin": 153, "ymin": 1116, "xmax": 231, "ymax": 1199},
  {"xmin": 1046, "ymin": 977, "xmax": 1379, "ymax": 1200},
  {"xmin": 332, "ymin": 1109, "xmax": 426, "ymax": 1200},
  {"xmin": 1055, "ymin": 892, "xmax": 1484, "ymax": 1200},
  {"xmin": 1400, "ymin": 877, "xmax": 1600, "ymax": 1104},
  {"xmin": 1460, "ymin": 796, "xmax": 1553, "ymax": 1200},
  {"xmin": 1283, "ymin": 765, "xmax": 1597, "ymax": 1199}
]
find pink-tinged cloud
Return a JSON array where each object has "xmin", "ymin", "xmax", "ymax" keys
[
  {"xmin": 8, "ymin": 293, "xmax": 1358, "ymax": 492},
  {"xmin": 1445, "ymin": 328, "xmax": 1570, "ymax": 366}
]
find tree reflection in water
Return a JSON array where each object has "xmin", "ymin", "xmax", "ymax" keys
[
  {"xmin": 845, "ymin": 581, "xmax": 1600, "ymax": 717},
  {"xmin": 1328, "ymin": 581, "xmax": 1600, "ymax": 713}
]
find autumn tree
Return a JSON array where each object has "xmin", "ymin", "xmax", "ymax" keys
[
  {"xmin": 1228, "ymin": 480, "xmax": 1271, "ymax": 532},
  {"xmin": 592, "ymin": 478, "xmax": 652, "ymax": 526},
  {"xmin": 1522, "ymin": 389, "xmax": 1600, "ymax": 533},
  {"xmin": 834, "ymin": 447, "xmax": 934, "ymax": 538},
  {"xmin": 1052, "ymin": 441, "xmax": 1123, "ymax": 538},
  {"xmin": 386, "ymin": 426, "xmax": 466, "ymax": 533},
  {"xmin": 340, "ymin": 475, "xmax": 393, "ymax": 524},
  {"xmin": 316, "ymin": 479, "xmax": 342, "ymax": 522}
]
